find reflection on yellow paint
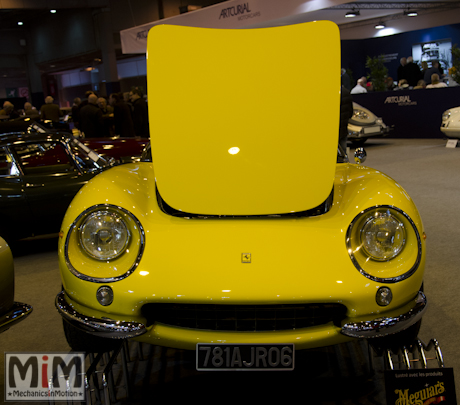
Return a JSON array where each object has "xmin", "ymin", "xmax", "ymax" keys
[{"xmin": 228, "ymin": 147, "xmax": 240, "ymax": 155}]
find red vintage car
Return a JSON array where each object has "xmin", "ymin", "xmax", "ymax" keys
[{"xmin": 0, "ymin": 119, "xmax": 148, "ymax": 164}]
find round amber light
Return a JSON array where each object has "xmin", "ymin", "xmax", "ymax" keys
[
  {"xmin": 96, "ymin": 286, "xmax": 114, "ymax": 306},
  {"xmin": 376, "ymin": 287, "xmax": 393, "ymax": 306}
]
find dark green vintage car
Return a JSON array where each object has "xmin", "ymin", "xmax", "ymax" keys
[
  {"xmin": 0, "ymin": 127, "xmax": 112, "ymax": 242},
  {"xmin": 0, "ymin": 236, "xmax": 32, "ymax": 333}
]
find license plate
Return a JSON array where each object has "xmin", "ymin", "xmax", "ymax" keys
[
  {"xmin": 196, "ymin": 343, "xmax": 295, "ymax": 371},
  {"xmin": 363, "ymin": 126, "xmax": 381, "ymax": 134}
]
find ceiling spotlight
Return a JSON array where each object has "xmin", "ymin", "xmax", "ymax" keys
[
  {"xmin": 404, "ymin": 10, "xmax": 418, "ymax": 17},
  {"xmin": 375, "ymin": 22, "xmax": 386, "ymax": 29},
  {"xmin": 50, "ymin": 9, "xmax": 57, "ymax": 14},
  {"xmin": 17, "ymin": 21, "xmax": 23, "ymax": 26},
  {"xmin": 345, "ymin": 9, "xmax": 360, "ymax": 18}
]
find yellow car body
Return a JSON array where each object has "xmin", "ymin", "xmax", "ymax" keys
[
  {"xmin": 0, "ymin": 236, "xmax": 33, "ymax": 333},
  {"xmin": 56, "ymin": 21, "xmax": 426, "ymax": 354}
]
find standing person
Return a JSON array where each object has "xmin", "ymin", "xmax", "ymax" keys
[
  {"xmin": 40, "ymin": 96, "xmax": 62, "ymax": 122},
  {"xmin": 397, "ymin": 57, "xmax": 407, "ymax": 82},
  {"xmin": 405, "ymin": 56, "xmax": 421, "ymax": 87},
  {"xmin": 129, "ymin": 89, "xmax": 149, "ymax": 137},
  {"xmin": 339, "ymin": 85, "xmax": 353, "ymax": 152},
  {"xmin": 97, "ymin": 97, "xmax": 113, "ymax": 115},
  {"xmin": 341, "ymin": 68, "xmax": 351, "ymax": 91},
  {"xmin": 97, "ymin": 97, "xmax": 114, "ymax": 137},
  {"xmin": 424, "ymin": 61, "xmax": 441, "ymax": 85},
  {"xmin": 109, "ymin": 93, "xmax": 135, "ymax": 137},
  {"xmin": 72, "ymin": 98, "xmax": 81, "ymax": 129},
  {"xmin": 123, "ymin": 92, "xmax": 133, "ymax": 113},
  {"xmin": 79, "ymin": 93, "xmax": 104, "ymax": 138}
]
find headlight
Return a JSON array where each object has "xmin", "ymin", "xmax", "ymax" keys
[
  {"xmin": 346, "ymin": 206, "xmax": 422, "ymax": 283},
  {"xmin": 65, "ymin": 205, "xmax": 145, "ymax": 283},
  {"xmin": 360, "ymin": 211, "xmax": 405, "ymax": 261},
  {"xmin": 80, "ymin": 211, "xmax": 129, "ymax": 260},
  {"xmin": 352, "ymin": 109, "xmax": 369, "ymax": 120},
  {"xmin": 442, "ymin": 111, "xmax": 451, "ymax": 121}
]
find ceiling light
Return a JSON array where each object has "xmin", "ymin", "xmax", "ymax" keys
[
  {"xmin": 375, "ymin": 22, "xmax": 386, "ymax": 29},
  {"xmin": 404, "ymin": 10, "xmax": 418, "ymax": 17},
  {"xmin": 50, "ymin": 10, "xmax": 57, "ymax": 14},
  {"xmin": 345, "ymin": 9, "xmax": 360, "ymax": 18},
  {"xmin": 17, "ymin": 22, "xmax": 23, "ymax": 26}
]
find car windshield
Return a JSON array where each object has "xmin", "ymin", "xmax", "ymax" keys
[
  {"xmin": 70, "ymin": 138, "xmax": 111, "ymax": 171},
  {"xmin": 13, "ymin": 142, "xmax": 77, "ymax": 175}
]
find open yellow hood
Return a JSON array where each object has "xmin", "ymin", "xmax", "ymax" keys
[{"xmin": 147, "ymin": 21, "xmax": 340, "ymax": 216}]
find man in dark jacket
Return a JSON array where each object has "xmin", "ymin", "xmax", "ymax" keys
[
  {"xmin": 129, "ymin": 89, "xmax": 149, "ymax": 137},
  {"xmin": 40, "ymin": 96, "xmax": 62, "ymax": 122},
  {"xmin": 405, "ymin": 56, "xmax": 421, "ymax": 87},
  {"xmin": 339, "ymin": 85, "xmax": 353, "ymax": 152},
  {"xmin": 80, "ymin": 94, "xmax": 104, "ymax": 138},
  {"xmin": 109, "ymin": 93, "xmax": 136, "ymax": 137}
]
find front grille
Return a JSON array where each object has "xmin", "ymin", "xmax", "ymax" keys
[{"xmin": 141, "ymin": 303, "xmax": 347, "ymax": 332}]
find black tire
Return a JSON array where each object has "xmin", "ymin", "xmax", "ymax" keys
[{"xmin": 63, "ymin": 319, "xmax": 122, "ymax": 354}]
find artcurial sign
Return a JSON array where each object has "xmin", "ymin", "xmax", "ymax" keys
[
  {"xmin": 384, "ymin": 95, "xmax": 417, "ymax": 106},
  {"xmin": 5, "ymin": 352, "xmax": 85, "ymax": 402},
  {"xmin": 218, "ymin": 3, "xmax": 261, "ymax": 20}
]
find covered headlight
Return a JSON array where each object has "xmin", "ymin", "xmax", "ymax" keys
[
  {"xmin": 346, "ymin": 206, "xmax": 422, "ymax": 283},
  {"xmin": 361, "ymin": 211, "xmax": 405, "ymax": 261},
  {"xmin": 65, "ymin": 205, "xmax": 145, "ymax": 283},
  {"xmin": 442, "ymin": 111, "xmax": 451, "ymax": 121},
  {"xmin": 80, "ymin": 211, "xmax": 129, "ymax": 260}
]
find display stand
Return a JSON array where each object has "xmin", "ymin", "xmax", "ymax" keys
[{"xmin": 369, "ymin": 338, "xmax": 444, "ymax": 371}]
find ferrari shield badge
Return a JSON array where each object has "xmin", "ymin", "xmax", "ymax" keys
[{"xmin": 242, "ymin": 253, "xmax": 251, "ymax": 263}]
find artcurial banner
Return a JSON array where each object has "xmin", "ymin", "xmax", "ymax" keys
[
  {"xmin": 385, "ymin": 368, "xmax": 457, "ymax": 405},
  {"xmin": 120, "ymin": 0, "xmax": 351, "ymax": 54}
]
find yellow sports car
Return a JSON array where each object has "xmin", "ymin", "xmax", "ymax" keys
[{"xmin": 56, "ymin": 21, "xmax": 426, "ymax": 369}]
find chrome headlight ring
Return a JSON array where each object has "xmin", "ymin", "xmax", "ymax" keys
[
  {"xmin": 346, "ymin": 205, "xmax": 422, "ymax": 284},
  {"xmin": 65, "ymin": 204, "xmax": 145, "ymax": 283},
  {"xmin": 442, "ymin": 111, "xmax": 451, "ymax": 122},
  {"xmin": 352, "ymin": 109, "xmax": 370, "ymax": 120}
]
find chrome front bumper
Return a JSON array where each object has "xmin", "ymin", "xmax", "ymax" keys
[
  {"xmin": 341, "ymin": 291, "xmax": 427, "ymax": 339},
  {"xmin": 56, "ymin": 290, "xmax": 426, "ymax": 342},
  {"xmin": 0, "ymin": 302, "xmax": 33, "ymax": 334},
  {"xmin": 55, "ymin": 291, "xmax": 146, "ymax": 339},
  {"xmin": 348, "ymin": 123, "xmax": 391, "ymax": 139}
]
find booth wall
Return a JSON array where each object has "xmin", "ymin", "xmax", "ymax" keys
[
  {"xmin": 341, "ymin": 23, "xmax": 460, "ymax": 82},
  {"xmin": 352, "ymin": 87, "xmax": 460, "ymax": 139}
]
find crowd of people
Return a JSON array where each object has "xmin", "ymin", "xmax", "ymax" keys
[
  {"xmin": 343, "ymin": 57, "xmax": 451, "ymax": 95},
  {"xmin": 72, "ymin": 89, "xmax": 149, "ymax": 138},
  {"xmin": 0, "ymin": 89, "xmax": 149, "ymax": 139}
]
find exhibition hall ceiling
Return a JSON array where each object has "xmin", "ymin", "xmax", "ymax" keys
[
  {"xmin": 0, "ymin": 0, "xmax": 459, "ymax": 80},
  {"xmin": 0, "ymin": 1, "xmax": 459, "ymax": 33}
]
